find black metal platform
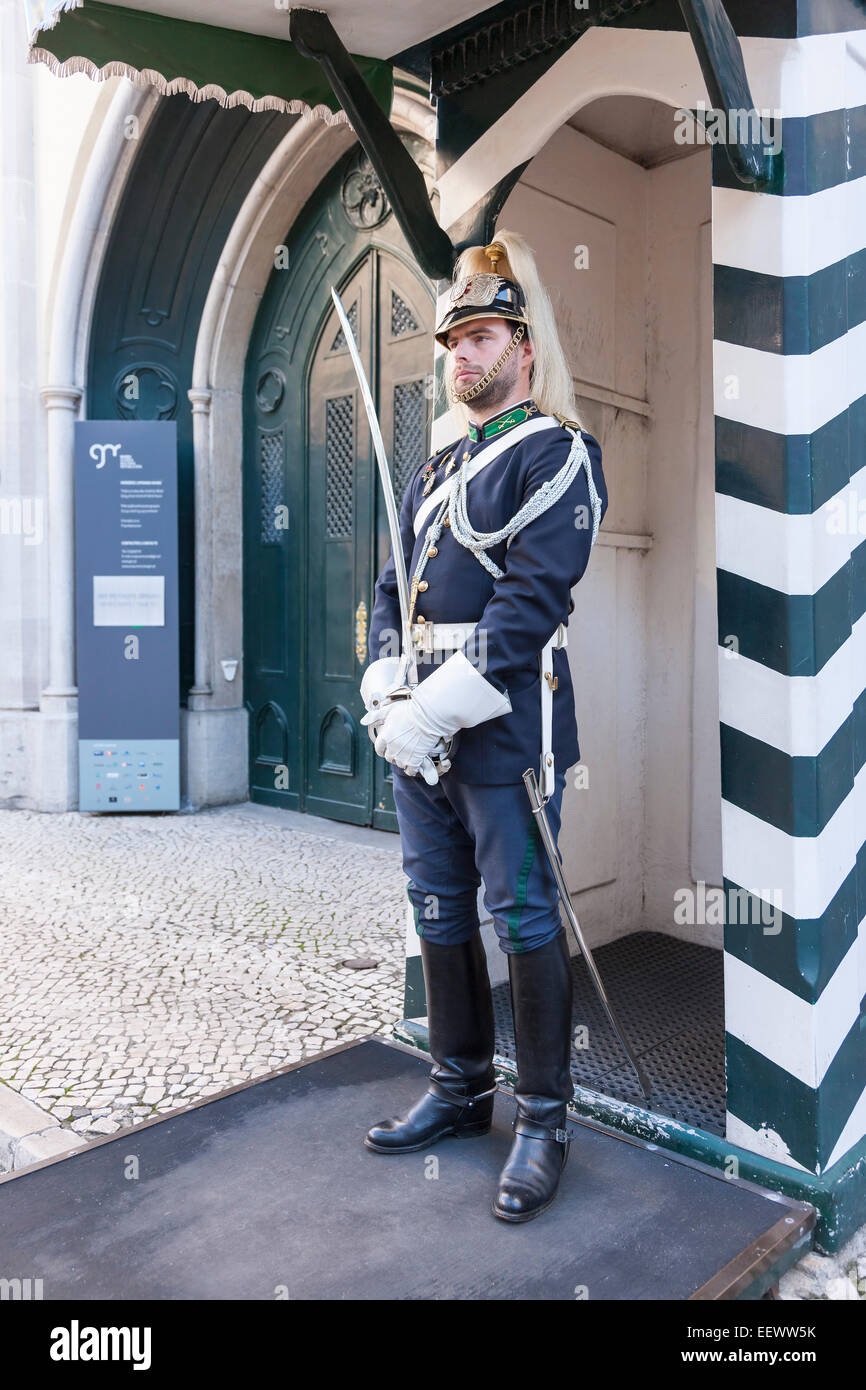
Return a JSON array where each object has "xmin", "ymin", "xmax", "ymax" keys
[
  {"xmin": 492, "ymin": 931, "xmax": 726, "ymax": 1132},
  {"xmin": 0, "ymin": 1038, "xmax": 813, "ymax": 1300}
]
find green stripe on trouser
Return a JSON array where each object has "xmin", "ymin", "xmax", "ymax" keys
[
  {"xmin": 391, "ymin": 769, "xmax": 567, "ymax": 954},
  {"xmin": 506, "ymin": 821, "xmax": 539, "ymax": 953},
  {"xmin": 407, "ymin": 879, "xmax": 422, "ymax": 937}
]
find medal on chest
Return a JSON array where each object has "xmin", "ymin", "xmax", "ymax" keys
[{"xmin": 422, "ymin": 453, "xmax": 456, "ymax": 495}]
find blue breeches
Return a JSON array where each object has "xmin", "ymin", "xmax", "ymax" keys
[{"xmin": 391, "ymin": 767, "xmax": 567, "ymax": 955}]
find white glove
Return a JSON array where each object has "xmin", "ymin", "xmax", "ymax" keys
[
  {"xmin": 365, "ymin": 699, "xmax": 449, "ymax": 784},
  {"xmin": 359, "ymin": 657, "xmax": 405, "ymax": 745},
  {"xmin": 361, "ymin": 650, "xmax": 511, "ymax": 779}
]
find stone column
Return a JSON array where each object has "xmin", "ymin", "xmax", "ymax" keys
[
  {"xmin": 188, "ymin": 387, "xmax": 214, "ymax": 706},
  {"xmin": 181, "ymin": 384, "xmax": 248, "ymax": 808},
  {"xmin": 36, "ymin": 385, "xmax": 82, "ymax": 811},
  {"xmin": 40, "ymin": 386, "xmax": 82, "ymax": 701}
]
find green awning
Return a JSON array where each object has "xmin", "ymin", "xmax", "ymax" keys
[{"xmin": 25, "ymin": 0, "xmax": 393, "ymax": 124}]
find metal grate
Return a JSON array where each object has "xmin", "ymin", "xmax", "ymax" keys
[
  {"xmin": 259, "ymin": 430, "xmax": 284, "ymax": 545},
  {"xmin": 330, "ymin": 298, "xmax": 358, "ymax": 353},
  {"xmin": 391, "ymin": 290, "xmax": 420, "ymax": 337},
  {"xmin": 325, "ymin": 395, "xmax": 355, "ymax": 540},
  {"xmin": 392, "ymin": 379, "xmax": 428, "ymax": 499},
  {"xmin": 491, "ymin": 931, "xmax": 726, "ymax": 1134}
]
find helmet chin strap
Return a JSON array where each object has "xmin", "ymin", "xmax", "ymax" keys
[{"xmin": 448, "ymin": 323, "xmax": 525, "ymax": 405}]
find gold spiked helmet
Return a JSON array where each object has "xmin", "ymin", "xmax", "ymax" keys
[
  {"xmin": 434, "ymin": 242, "xmax": 531, "ymax": 349},
  {"xmin": 435, "ymin": 243, "xmax": 532, "ymax": 403}
]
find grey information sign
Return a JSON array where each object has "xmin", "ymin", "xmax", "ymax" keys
[{"xmin": 74, "ymin": 421, "xmax": 180, "ymax": 811}]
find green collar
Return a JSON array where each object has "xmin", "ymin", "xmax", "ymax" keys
[{"xmin": 466, "ymin": 400, "xmax": 539, "ymax": 443}]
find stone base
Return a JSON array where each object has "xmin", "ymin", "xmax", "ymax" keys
[
  {"xmin": 1, "ymin": 704, "xmax": 250, "ymax": 811},
  {"xmin": 0, "ymin": 709, "xmax": 38, "ymax": 809},
  {"xmin": 180, "ymin": 705, "xmax": 248, "ymax": 809},
  {"xmin": 0, "ymin": 705, "xmax": 78, "ymax": 811}
]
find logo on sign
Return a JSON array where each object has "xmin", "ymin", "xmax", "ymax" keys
[{"xmin": 89, "ymin": 443, "xmax": 122, "ymax": 469}]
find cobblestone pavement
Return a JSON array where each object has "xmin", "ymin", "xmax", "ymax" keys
[{"xmin": 0, "ymin": 804, "xmax": 406, "ymax": 1141}]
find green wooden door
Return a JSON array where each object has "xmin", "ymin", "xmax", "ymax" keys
[{"xmin": 243, "ymin": 146, "xmax": 434, "ymax": 828}]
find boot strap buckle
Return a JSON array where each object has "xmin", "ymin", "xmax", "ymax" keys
[
  {"xmin": 511, "ymin": 1118, "xmax": 573, "ymax": 1143},
  {"xmin": 430, "ymin": 1080, "xmax": 496, "ymax": 1108}
]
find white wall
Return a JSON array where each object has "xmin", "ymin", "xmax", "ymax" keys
[
  {"xmin": 499, "ymin": 116, "xmax": 721, "ymax": 953},
  {"xmin": 643, "ymin": 147, "xmax": 722, "ymax": 947},
  {"xmin": 34, "ymin": 65, "xmax": 114, "ymax": 375},
  {"xmin": 0, "ymin": 0, "xmax": 128, "ymax": 807},
  {"xmin": 0, "ymin": 0, "xmax": 42, "ymax": 800}
]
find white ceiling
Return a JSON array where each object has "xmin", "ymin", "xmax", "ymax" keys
[{"xmin": 97, "ymin": 1, "xmax": 495, "ymax": 59}]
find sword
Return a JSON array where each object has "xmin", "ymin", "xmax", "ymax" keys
[
  {"xmin": 522, "ymin": 766, "xmax": 654, "ymax": 1107},
  {"xmin": 330, "ymin": 286, "xmax": 453, "ymax": 774}
]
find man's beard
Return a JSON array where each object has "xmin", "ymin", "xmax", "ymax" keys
[{"xmin": 451, "ymin": 346, "xmax": 522, "ymax": 410}]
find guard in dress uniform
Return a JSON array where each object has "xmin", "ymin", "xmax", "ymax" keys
[{"xmin": 358, "ymin": 231, "xmax": 608, "ymax": 1222}]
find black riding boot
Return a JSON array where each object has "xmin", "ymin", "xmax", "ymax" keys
[
  {"xmin": 365, "ymin": 933, "xmax": 496, "ymax": 1153},
  {"xmin": 493, "ymin": 930, "xmax": 575, "ymax": 1222}
]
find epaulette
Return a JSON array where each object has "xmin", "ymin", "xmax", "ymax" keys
[{"xmin": 553, "ymin": 413, "xmax": 582, "ymax": 433}]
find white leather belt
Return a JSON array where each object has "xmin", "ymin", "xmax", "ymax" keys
[
  {"xmin": 410, "ymin": 619, "xmax": 478, "ymax": 653},
  {"xmin": 410, "ymin": 619, "xmax": 568, "ymax": 796}
]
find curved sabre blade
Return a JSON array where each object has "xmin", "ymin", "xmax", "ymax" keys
[{"xmin": 330, "ymin": 286, "xmax": 416, "ymax": 685}]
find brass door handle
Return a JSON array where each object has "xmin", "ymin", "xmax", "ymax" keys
[{"xmin": 355, "ymin": 599, "xmax": 368, "ymax": 665}]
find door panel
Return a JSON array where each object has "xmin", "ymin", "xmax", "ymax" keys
[
  {"xmin": 372, "ymin": 258, "xmax": 433, "ymax": 828},
  {"xmin": 246, "ymin": 348, "xmax": 301, "ymax": 809},
  {"xmin": 306, "ymin": 259, "xmax": 374, "ymax": 823},
  {"xmin": 243, "ymin": 145, "xmax": 434, "ymax": 826}
]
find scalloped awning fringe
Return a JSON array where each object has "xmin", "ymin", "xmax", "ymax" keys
[
  {"xmin": 27, "ymin": 47, "xmax": 352, "ymax": 124},
  {"xmin": 24, "ymin": 0, "xmax": 392, "ymax": 128}
]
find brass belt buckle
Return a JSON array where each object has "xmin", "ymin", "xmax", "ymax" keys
[{"xmin": 411, "ymin": 621, "xmax": 433, "ymax": 654}]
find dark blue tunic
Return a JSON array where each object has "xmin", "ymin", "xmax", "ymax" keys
[{"xmin": 368, "ymin": 403, "xmax": 608, "ymax": 784}]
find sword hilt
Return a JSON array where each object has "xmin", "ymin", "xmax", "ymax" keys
[{"xmin": 369, "ymin": 685, "xmax": 454, "ymax": 775}]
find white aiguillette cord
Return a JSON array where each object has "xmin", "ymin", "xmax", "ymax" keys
[
  {"xmin": 415, "ymin": 415, "xmax": 602, "ymax": 584},
  {"xmin": 412, "ymin": 415, "xmax": 561, "ymax": 537},
  {"xmin": 449, "ymin": 423, "xmax": 600, "ymax": 578}
]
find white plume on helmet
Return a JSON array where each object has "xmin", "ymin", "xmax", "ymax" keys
[{"xmin": 439, "ymin": 229, "xmax": 584, "ymax": 432}]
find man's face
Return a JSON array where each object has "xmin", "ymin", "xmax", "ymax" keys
[{"xmin": 444, "ymin": 316, "xmax": 531, "ymax": 408}]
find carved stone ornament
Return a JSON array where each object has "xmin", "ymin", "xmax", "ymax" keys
[
  {"xmin": 113, "ymin": 363, "xmax": 178, "ymax": 421},
  {"xmin": 341, "ymin": 148, "xmax": 390, "ymax": 229},
  {"xmin": 256, "ymin": 369, "xmax": 286, "ymax": 413}
]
